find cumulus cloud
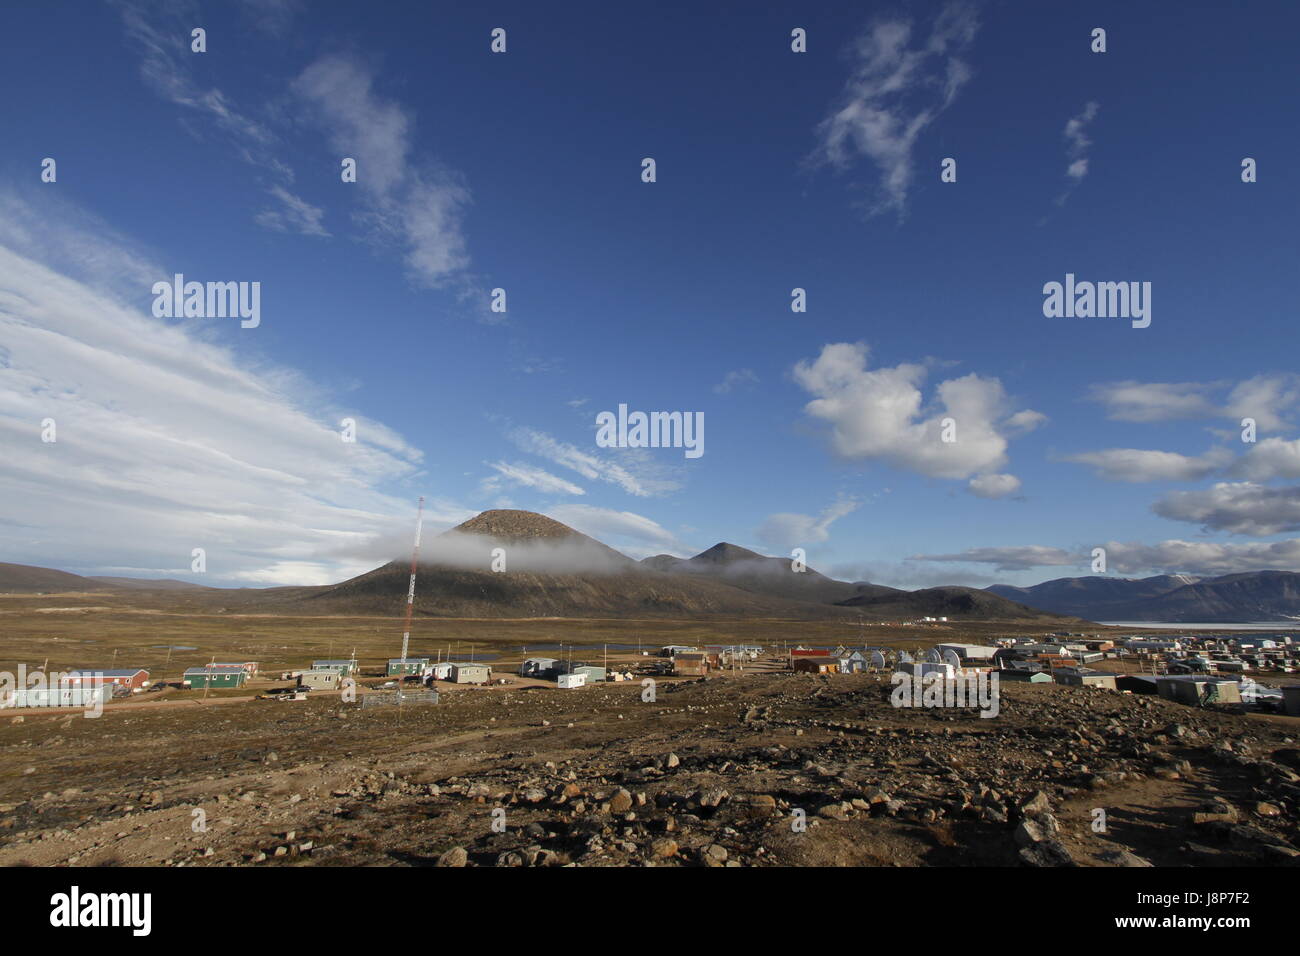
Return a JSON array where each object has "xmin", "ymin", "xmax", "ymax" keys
[
  {"xmin": 811, "ymin": 2, "xmax": 978, "ymax": 217},
  {"xmin": 756, "ymin": 497, "xmax": 859, "ymax": 551},
  {"xmin": 1066, "ymin": 446, "xmax": 1233, "ymax": 483},
  {"xmin": 792, "ymin": 342, "xmax": 1039, "ymax": 489},
  {"xmin": 967, "ymin": 473, "xmax": 1021, "ymax": 498},
  {"xmin": 1099, "ymin": 537, "xmax": 1300, "ymax": 577},
  {"xmin": 1231, "ymin": 437, "xmax": 1300, "ymax": 481},
  {"xmin": 0, "ymin": 191, "xmax": 448, "ymax": 586},
  {"xmin": 1153, "ymin": 482, "xmax": 1300, "ymax": 536}
]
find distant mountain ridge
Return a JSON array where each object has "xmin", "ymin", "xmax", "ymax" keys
[
  {"xmin": 987, "ymin": 571, "xmax": 1300, "ymax": 623},
  {"xmin": 0, "ymin": 510, "xmax": 1070, "ymax": 623}
]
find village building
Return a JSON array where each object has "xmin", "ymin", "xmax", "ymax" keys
[
  {"xmin": 673, "ymin": 652, "xmax": 710, "ymax": 676},
  {"xmin": 557, "ymin": 673, "xmax": 586, "ymax": 689},
  {"xmin": 519, "ymin": 657, "xmax": 558, "ymax": 678},
  {"xmin": 449, "ymin": 662, "xmax": 491, "ymax": 684},
  {"xmin": 1053, "ymin": 667, "xmax": 1117, "ymax": 690},
  {"xmin": 312, "ymin": 660, "xmax": 356, "ymax": 676},
  {"xmin": 182, "ymin": 665, "xmax": 247, "ymax": 689},
  {"xmin": 64, "ymin": 668, "xmax": 149, "ymax": 691},
  {"xmin": 1155, "ymin": 675, "xmax": 1243, "ymax": 706},
  {"xmin": 793, "ymin": 656, "xmax": 840, "ymax": 675},
  {"xmin": 387, "ymin": 658, "xmax": 429, "ymax": 676},
  {"xmin": 298, "ymin": 669, "xmax": 342, "ymax": 691}
]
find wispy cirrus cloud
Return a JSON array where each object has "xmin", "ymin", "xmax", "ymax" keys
[
  {"xmin": 483, "ymin": 461, "xmax": 586, "ymax": 497},
  {"xmin": 1055, "ymin": 101, "xmax": 1100, "ymax": 204},
  {"xmin": 116, "ymin": 0, "xmax": 327, "ymax": 238},
  {"xmin": 291, "ymin": 54, "xmax": 477, "ymax": 296},
  {"xmin": 508, "ymin": 427, "xmax": 680, "ymax": 498},
  {"xmin": 811, "ymin": 2, "xmax": 979, "ymax": 218}
]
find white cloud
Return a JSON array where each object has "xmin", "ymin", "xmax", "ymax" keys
[
  {"xmin": 967, "ymin": 473, "xmax": 1021, "ymax": 498},
  {"xmin": 915, "ymin": 537, "xmax": 1300, "ymax": 578},
  {"xmin": 812, "ymin": 2, "xmax": 979, "ymax": 217},
  {"xmin": 757, "ymin": 497, "xmax": 859, "ymax": 551},
  {"xmin": 1062, "ymin": 101, "xmax": 1099, "ymax": 181},
  {"xmin": 1088, "ymin": 375, "xmax": 1299, "ymax": 431},
  {"xmin": 1101, "ymin": 538, "xmax": 1300, "ymax": 577},
  {"xmin": 1153, "ymin": 482, "xmax": 1300, "ymax": 536},
  {"xmin": 545, "ymin": 504, "xmax": 683, "ymax": 556},
  {"xmin": 117, "ymin": 0, "xmax": 327, "ymax": 239},
  {"xmin": 508, "ymin": 427, "xmax": 679, "ymax": 497},
  {"xmin": 0, "ymin": 192, "xmax": 443, "ymax": 586},
  {"xmin": 1066, "ymin": 446, "xmax": 1233, "ymax": 483},
  {"xmin": 486, "ymin": 461, "xmax": 586, "ymax": 496},
  {"xmin": 792, "ymin": 342, "xmax": 1038, "ymax": 489},
  {"xmin": 911, "ymin": 545, "xmax": 1078, "ymax": 572},
  {"xmin": 291, "ymin": 55, "xmax": 474, "ymax": 293},
  {"xmin": 713, "ymin": 368, "xmax": 759, "ymax": 394},
  {"xmin": 1231, "ymin": 437, "xmax": 1300, "ymax": 481}
]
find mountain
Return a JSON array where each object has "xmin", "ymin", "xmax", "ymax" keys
[
  {"xmin": 640, "ymin": 542, "xmax": 902, "ymax": 606},
  {"xmin": 836, "ymin": 586, "xmax": 1054, "ymax": 621},
  {"xmin": 0, "ymin": 562, "xmax": 212, "ymax": 594},
  {"xmin": 988, "ymin": 571, "xmax": 1300, "ymax": 623},
  {"xmin": 0, "ymin": 562, "xmax": 95, "ymax": 593},
  {"xmin": 0, "ymin": 511, "xmax": 1080, "ymax": 622},
  {"xmin": 987, "ymin": 574, "xmax": 1198, "ymax": 619},
  {"xmin": 285, "ymin": 513, "xmax": 1070, "ymax": 620}
]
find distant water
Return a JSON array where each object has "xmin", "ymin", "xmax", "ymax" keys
[
  {"xmin": 1099, "ymin": 621, "xmax": 1300, "ymax": 631},
  {"xmin": 151, "ymin": 644, "xmax": 198, "ymax": 650}
]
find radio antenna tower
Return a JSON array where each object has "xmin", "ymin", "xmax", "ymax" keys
[{"xmin": 399, "ymin": 496, "xmax": 425, "ymax": 664}]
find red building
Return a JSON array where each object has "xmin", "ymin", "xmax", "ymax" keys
[{"xmin": 65, "ymin": 668, "xmax": 150, "ymax": 690}]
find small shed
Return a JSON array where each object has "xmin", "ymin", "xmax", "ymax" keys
[
  {"xmin": 673, "ymin": 652, "xmax": 710, "ymax": 676},
  {"xmin": 557, "ymin": 673, "xmax": 586, "ymax": 690}
]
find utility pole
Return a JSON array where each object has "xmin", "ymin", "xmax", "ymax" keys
[{"xmin": 399, "ymin": 496, "xmax": 425, "ymax": 665}]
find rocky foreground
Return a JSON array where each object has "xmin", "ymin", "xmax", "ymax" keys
[{"xmin": 0, "ymin": 673, "xmax": 1297, "ymax": 867}]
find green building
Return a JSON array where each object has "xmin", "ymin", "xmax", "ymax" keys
[
  {"xmin": 387, "ymin": 658, "xmax": 429, "ymax": 676},
  {"xmin": 183, "ymin": 665, "xmax": 247, "ymax": 688}
]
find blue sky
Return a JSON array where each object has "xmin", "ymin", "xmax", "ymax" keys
[{"xmin": 1, "ymin": 0, "xmax": 1299, "ymax": 588}]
